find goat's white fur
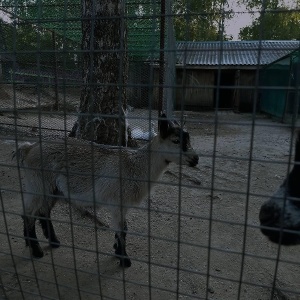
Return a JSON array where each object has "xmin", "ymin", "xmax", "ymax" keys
[
  {"xmin": 16, "ymin": 119, "xmax": 198, "ymax": 265},
  {"xmin": 131, "ymin": 121, "xmax": 157, "ymax": 141},
  {"xmin": 21, "ymin": 138, "xmax": 196, "ymax": 221}
]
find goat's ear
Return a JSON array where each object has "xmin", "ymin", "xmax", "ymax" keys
[{"xmin": 159, "ymin": 114, "xmax": 169, "ymax": 139}]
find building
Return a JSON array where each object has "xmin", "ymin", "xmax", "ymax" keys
[
  {"xmin": 260, "ymin": 49, "xmax": 300, "ymax": 122},
  {"xmin": 168, "ymin": 40, "xmax": 300, "ymax": 112}
]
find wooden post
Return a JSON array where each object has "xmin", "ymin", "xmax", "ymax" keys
[
  {"xmin": 52, "ymin": 31, "xmax": 59, "ymax": 110},
  {"xmin": 158, "ymin": 0, "xmax": 165, "ymax": 117}
]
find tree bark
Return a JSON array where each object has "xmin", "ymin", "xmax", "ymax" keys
[{"xmin": 70, "ymin": 0, "xmax": 137, "ymax": 147}]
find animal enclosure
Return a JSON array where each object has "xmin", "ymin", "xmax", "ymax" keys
[
  {"xmin": 0, "ymin": 0, "xmax": 300, "ymax": 299},
  {"xmin": 1, "ymin": 110, "xmax": 300, "ymax": 299}
]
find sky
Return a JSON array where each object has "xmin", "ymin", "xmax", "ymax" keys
[
  {"xmin": 226, "ymin": 1, "xmax": 253, "ymax": 40},
  {"xmin": 0, "ymin": 10, "xmax": 11, "ymax": 23},
  {"xmin": 225, "ymin": 0, "xmax": 297, "ymax": 40}
]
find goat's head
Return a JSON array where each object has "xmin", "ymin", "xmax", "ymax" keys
[
  {"xmin": 158, "ymin": 114, "xmax": 199, "ymax": 167},
  {"xmin": 259, "ymin": 132, "xmax": 300, "ymax": 245}
]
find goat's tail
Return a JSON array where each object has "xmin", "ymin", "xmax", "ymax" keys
[{"xmin": 12, "ymin": 142, "xmax": 35, "ymax": 164}]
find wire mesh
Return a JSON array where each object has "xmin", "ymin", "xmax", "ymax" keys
[{"xmin": 0, "ymin": 0, "xmax": 300, "ymax": 299}]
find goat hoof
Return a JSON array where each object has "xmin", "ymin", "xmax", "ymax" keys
[
  {"xmin": 119, "ymin": 257, "xmax": 131, "ymax": 268},
  {"xmin": 31, "ymin": 245, "xmax": 44, "ymax": 258}
]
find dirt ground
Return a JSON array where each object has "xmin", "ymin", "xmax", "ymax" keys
[{"xmin": 0, "ymin": 109, "xmax": 299, "ymax": 300}]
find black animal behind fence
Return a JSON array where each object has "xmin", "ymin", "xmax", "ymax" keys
[
  {"xmin": 0, "ymin": 0, "xmax": 300, "ymax": 299},
  {"xmin": 260, "ymin": 131, "xmax": 300, "ymax": 245}
]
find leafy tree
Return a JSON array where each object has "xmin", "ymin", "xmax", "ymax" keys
[
  {"xmin": 173, "ymin": 0, "xmax": 233, "ymax": 41},
  {"xmin": 1, "ymin": 22, "xmax": 51, "ymax": 63},
  {"xmin": 238, "ymin": 0, "xmax": 300, "ymax": 10},
  {"xmin": 239, "ymin": 8, "xmax": 300, "ymax": 40},
  {"xmin": 1, "ymin": 20, "xmax": 79, "ymax": 68},
  {"xmin": 238, "ymin": 0, "xmax": 300, "ymax": 40}
]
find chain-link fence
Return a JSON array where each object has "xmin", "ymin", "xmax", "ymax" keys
[{"xmin": 0, "ymin": 0, "xmax": 300, "ymax": 299}]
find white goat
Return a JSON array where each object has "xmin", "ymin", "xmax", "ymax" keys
[
  {"xmin": 14, "ymin": 115, "xmax": 199, "ymax": 267},
  {"xmin": 131, "ymin": 121, "xmax": 157, "ymax": 140}
]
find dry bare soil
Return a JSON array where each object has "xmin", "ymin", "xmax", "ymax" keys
[{"xmin": 0, "ymin": 110, "xmax": 299, "ymax": 300}]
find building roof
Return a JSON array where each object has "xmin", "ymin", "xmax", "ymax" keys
[{"xmin": 176, "ymin": 40, "xmax": 300, "ymax": 67}]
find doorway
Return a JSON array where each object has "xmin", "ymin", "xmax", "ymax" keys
[{"xmin": 214, "ymin": 69, "xmax": 236, "ymax": 109}]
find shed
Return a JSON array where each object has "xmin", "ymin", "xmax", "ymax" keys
[
  {"xmin": 260, "ymin": 50, "xmax": 300, "ymax": 122},
  {"xmin": 173, "ymin": 40, "xmax": 300, "ymax": 111}
]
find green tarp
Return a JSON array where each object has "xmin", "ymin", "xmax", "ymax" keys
[
  {"xmin": 0, "ymin": 0, "xmax": 160, "ymax": 59},
  {"xmin": 260, "ymin": 50, "xmax": 300, "ymax": 121}
]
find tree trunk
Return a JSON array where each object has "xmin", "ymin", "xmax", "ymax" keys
[{"xmin": 70, "ymin": 0, "xmax": 137, "ymax": 147}]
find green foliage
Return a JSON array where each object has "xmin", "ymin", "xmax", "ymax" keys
[
  {"xmin": 237, "ymin": 0, "xmax": 300, "ymax": 10},
  {"xmin": 238, "ymin": 0, "xmax": 300, "ymax": 40},
  {"xmin": 1, "ymin": 22, "xmax": 52, "ymax": 63},
  {"xmin": 173, "ymin": 0, "xmax": 233, "ymax": 41},
  {"xmin": 239, "ymin": 7, "xmax": 300, "ymax": 40},
  {"xmin": 238, "ymin": 0, "xmax": 285, "ymax": 10},
  {"xmin": 1, "ymin": 21, "xmax": 79, "ymax": 68}
]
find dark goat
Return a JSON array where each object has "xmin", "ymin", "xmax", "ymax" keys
[{"xmin": 259, "ymin": 132, "xmax": 300, "ymax": 245}]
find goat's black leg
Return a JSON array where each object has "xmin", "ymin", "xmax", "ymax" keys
[
  {"xmin": 114, "ymin": 222, "xmax": 131, "ymax": 267},
  {"xmin": 39, "ymin": 213, "xmax": 60, "ymax": 248},
  {"xmin": 23, "ymin": 216, "xmax": 44, "ymax": 258}
]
